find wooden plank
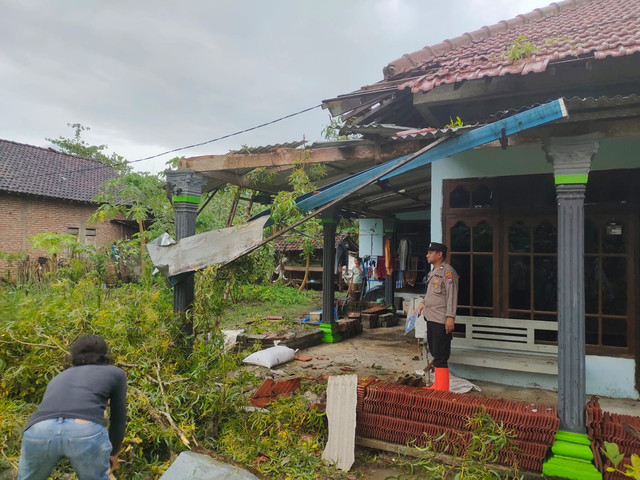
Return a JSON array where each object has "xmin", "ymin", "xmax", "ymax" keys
[
  {"xmin": 470, "ymin": 326, "xmax": 529, "ymax": 336},
  {"xmin": 454, "ymin": 338, "xmax": 558, "ymax": 353},
  {"xmin": 457, "ymin": 316, "xmax": 558, "ymax": 331},
  {"xmin": 470, "ymin": 334, "xmax": 528, "ymax": 343},
  {"xmin": 455, "ymin": 316, "xmax": 559, "ymax": 353},
  {"xmin": 283, "ymin": 266, "xmax": 323, "ymax": 272},
  {"xmin": 450, "ymin": 348, "xmax": 558, "ymax": 375},
  {"xmin": 180, "ymin": 139, "xmax": 428, "ymax": 173},
  {"xmin": 361, "ymin": 306, "xmax": 388, "ymax": 314}
]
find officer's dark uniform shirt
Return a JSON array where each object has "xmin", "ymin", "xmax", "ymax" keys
[{"xmin": 422, "ymin": 262, "xmax": 459, "ymax": 324}]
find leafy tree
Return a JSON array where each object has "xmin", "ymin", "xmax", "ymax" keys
[
  {"xmin": 90, "ymin": 171, "xmax": 172, "ymax": 280},
  {"xmin": 271, "ymin": 156, "xmax": 326, "ymax": 290},
  {"xmin": 47, "ymin": 123, "xmax": 128, "ymax": 172}
]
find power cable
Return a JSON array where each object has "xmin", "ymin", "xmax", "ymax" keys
[
  {"xmin": 129, "ymin": 104, "xmax": 321, "ymax": 163},
  {"xmin": 3, "ymin": 104, "xmax": 323, "ymax": 182}
]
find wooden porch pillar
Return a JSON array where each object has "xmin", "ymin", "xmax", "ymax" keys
[
  {"xmin": 165, "ymin": 169, "xmax": 207, "ymax": 339},
  {"xmin": 319, "ymin": 209, "xmax": 341, "ymax": 343},
  {"xmin": 542, "ymin": 134, "xmax": 601, "ymax": 480}
]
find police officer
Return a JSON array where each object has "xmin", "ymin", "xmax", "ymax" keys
[{"xmin": 414, "ymin": 242, "xmax": 459, "ymax": 391}]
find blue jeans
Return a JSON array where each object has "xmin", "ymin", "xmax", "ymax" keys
[{"xmin": 18, "ymin": 418, "xmax": 112, "ymax": 480}]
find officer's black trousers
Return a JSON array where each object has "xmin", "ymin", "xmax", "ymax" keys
[{"xmin": 426, "ymin": 320, "xmax": 452, "ymax": 368}]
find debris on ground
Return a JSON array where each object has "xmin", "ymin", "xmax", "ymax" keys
[
  {"xmin": 250, "ymin": 377, "xmax": 301, "ymax": 407},
  {"xmin": 159, "ymin": 451, "xmax": 262, "ymax": 480}
]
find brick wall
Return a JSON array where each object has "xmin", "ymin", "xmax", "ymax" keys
[{"xmin": 0, "ymin": 192, "xmax": 128, "ymax": 279}]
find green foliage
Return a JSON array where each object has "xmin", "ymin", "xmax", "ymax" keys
[
  {"xmin": 462, "ymin": 409, "xmax": 519, "ymax": 477},
  {"xmin": 195, "ymin": 186, "xmax": 264, "ymax": 233},
  {"xmin": 91, "ymin": 171, "xmax": 173, "ymax": 281},
  {"xmin": 28, "ymin": 232, "xmax": 84, "ymax": 260},
  {"xmin": 603, "ymin": 441, "xmax": 640, "ymax": 478},
  {"xmin": 246, "ymin": 166, "xmax": 277, "ymax": 185},
  {"xmin": 386, "ymin": 409, "xmax": 522, "ymax": 480},
  {"xmin": 217, "ymin": 393, "xmax": 331, "ymax": 479},
  {"xmin": 0, "ymin": 251, "xmax": 28, "ymax": 283},
  {"xmin": 91, "ymin": 171, "xmax": 172, "ymax": 239},
  {"xmin": 0, "ymin": 266, "xmax": 339, "ymax": 479},
  {"xmin": 544, "ymin": 35, "xmax": 571, "ymax": 46},
  {"xmin": 46, "ymin": 123, "xmax": 128, "ymax": 172},
  {"xmin": 321, "ymin": 114, "xmax": 359, "ymax": 141},
  {"xmin": 504, "ymin": 35, "xmax": 538, "ymax": 61},
  {"xmin": 445, "ymin": 116, "xmax": 465, "ymax": 128}
]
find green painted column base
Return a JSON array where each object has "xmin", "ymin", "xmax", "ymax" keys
[
  {"xmin": 318, "ymin": 323, "xmax": 342, "ymax": 343},
  {"xmin": 542, "ymin": 431, "xmax": 601, "ymax": 480}
]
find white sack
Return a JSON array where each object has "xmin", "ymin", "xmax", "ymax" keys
[{"xmin": 242, "ymin": 345, "xmax": 296, "ymax": 369}]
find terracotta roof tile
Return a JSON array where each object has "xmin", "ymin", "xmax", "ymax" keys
[
  {"xmin": 383, "ymin": 0, "xmax": 640, "ymax": 94},
  {"xmin": 0, "ymin": 139, "xmax": 119, "ymax": 203}
]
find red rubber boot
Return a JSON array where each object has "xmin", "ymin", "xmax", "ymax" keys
[{"xmin": 427, "ymin": 367, "xmax": 450, "ymax": 391}]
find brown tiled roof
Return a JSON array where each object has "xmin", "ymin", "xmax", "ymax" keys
[
  {"xmin": 384, "ymin": 0, "xmax": 640, "ymax": 93},
  {"xmin": 0, "ymin": 139, "xmax": 119, "ymax": 202}
]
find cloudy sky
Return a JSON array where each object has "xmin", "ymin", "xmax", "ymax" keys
[{"xmin": 1, "ymin": 0, "xmax": 553, "ymax": 174}]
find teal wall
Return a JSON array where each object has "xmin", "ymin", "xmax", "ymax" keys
[{"xmin": 430, "ymin": 136, "xmax": 640, "ymax": 399}]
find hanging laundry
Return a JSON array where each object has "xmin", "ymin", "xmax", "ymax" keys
[
  {"xmin": 395, "ymin": 270, "xmax": 404, "ymax": 289},
  {"xmin": 404, "ymin": 256, "xmax": 419, "ymax": 286},
  {"xmin": 376, "ymin": 256, "xmax": 386, "ymax": 279},
  {"xmin": 398, "ymin": 238, "xmax": 410, "ymax": 271},
  {"xmin": 384, "ymin": 237, "xmax": 393, "ymax": 275}
]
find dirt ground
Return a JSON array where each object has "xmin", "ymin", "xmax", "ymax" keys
[
  {"xmin": 243, "ymin": 321, "xmax": 640, "ymax": 479},
  {"xmin": 271, "ymin": 321, "xmax": 640, "ymax": 416}
]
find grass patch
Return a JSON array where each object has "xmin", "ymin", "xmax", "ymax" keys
[{"xmin": 219, "ymin": 284, "xmax": 321, "ymax": 332}]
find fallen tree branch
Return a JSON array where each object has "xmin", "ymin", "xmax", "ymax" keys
[
  {"xmin": 153, "ymin": 363, "xmax": 197, "ymax": 447},
  {"xmin": 0, "ymin": 336, "xmax": 68, "ymax": 355},
  {"xmin": 129, "ymin": 385, "xmax": 192, "ymax": 448}
]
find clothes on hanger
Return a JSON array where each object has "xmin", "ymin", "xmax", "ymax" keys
[{"xmin": 398, "ymin": 238, "xmax": 410, "ymax": 271}]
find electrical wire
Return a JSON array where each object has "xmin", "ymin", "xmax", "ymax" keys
[
  {"xmin": 3, "ymin": 104, "xmax": 323, "ymax": 182},
  {"xmin": 129, "ymin": 103, "xmax": 321, "ymax": 163}
]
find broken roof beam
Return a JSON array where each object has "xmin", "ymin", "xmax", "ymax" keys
[{"xmin": 179, "ymin": 139, "xmax": 431, "ymax": 173}]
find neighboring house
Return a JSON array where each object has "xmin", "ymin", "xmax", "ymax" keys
[
  {"xmin": 273, "ymin": 233, "xmax": 357, "ymax": 288},
  {"xmin": 321, "ymin": 0, "xmax": 640, "ymax": 399},
  {"xmin": 0, "ymin": 139, "xmax": 132, "ymax": 280}
]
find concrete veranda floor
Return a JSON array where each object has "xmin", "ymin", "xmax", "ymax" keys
[{"xmin": 273, "ymin": 320, "xmax": 640, "ymax": 417}]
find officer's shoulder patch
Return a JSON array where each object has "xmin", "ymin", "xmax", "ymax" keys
[{"xmin": 445, "ymin": 271, "xmax": 454, "ymax": 283}]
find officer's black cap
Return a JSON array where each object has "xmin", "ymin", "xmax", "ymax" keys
[{"xmin": 427, "ymin": 242, "xmax": 448, "ymax": 255}]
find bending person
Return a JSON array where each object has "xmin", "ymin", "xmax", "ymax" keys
[
  {"xmin": 18, "ymin": 334, "xmax": 127, "ymax": 480},
  {"xmin": 414, "ymin": 242, "xmax": 459, "ymax": 391}
]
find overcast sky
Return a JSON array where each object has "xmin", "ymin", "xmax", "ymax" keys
[{"xmin": 1, "ymin": 0, "xmax": 553, "ymax": 174}]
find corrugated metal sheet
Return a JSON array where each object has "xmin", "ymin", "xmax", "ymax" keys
[
  {"xmin": 345, "ymin": 123, "xmax": 477, "ymax": 139},
  {"xmin": 490, "ymin": 95, "xmax": 640, "ymax": 119},
  {"xmin": 147, "ymin": 216, "xmax": 269, "ymax": 278},
  {"xmin": 295, "ymin": 99, "xmax": 567, "ymax": 214},
  {"xmin": 227, "ymin": 141, "xmax": 306, "ymax": 154}
]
